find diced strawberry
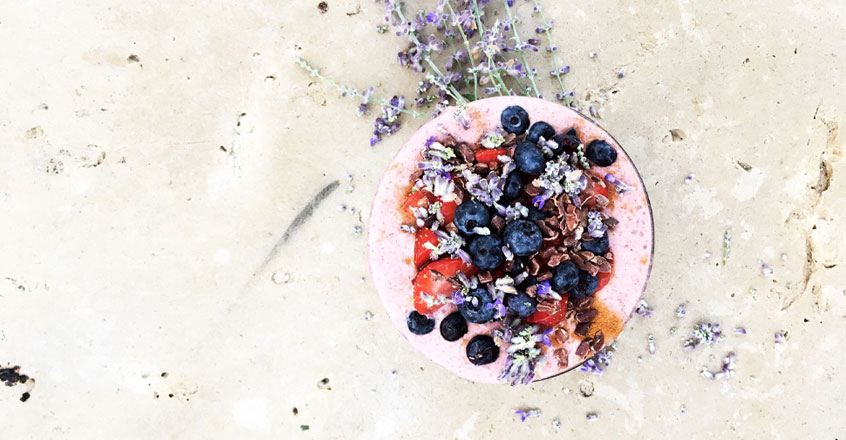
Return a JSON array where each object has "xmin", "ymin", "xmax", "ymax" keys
[
  {"xmin": 525, "ymin": 293, "xmax": 570, "ymax": 327},
  {"xmin": 593, "ymin": 181, "xmax": 610, "ymax": 198},
  {"xmin": 412, "ymin": 258, "xmax": 477, "ymax": 314},
  {"xmin": 403, "ymin": 190, "xmax": 436, "ymax": 214},
  {"xmin": 439, "ymin": 199, "xmax": 457, "ymax": 224},
  {"xmin": 475, "ymin": 148, "xmax": 507, "ymax": 164},
  {"xmin": 414, "ymin": 228, "xmax": 439, "ymax": 268},
  {"xmin": 596, "ymin": 269, "xmax": 612, "ymax": 292}
]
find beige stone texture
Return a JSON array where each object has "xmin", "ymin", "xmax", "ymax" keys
[{"xmin": 0, "ymin": 0, "xmax": 844, "ymax": 438}]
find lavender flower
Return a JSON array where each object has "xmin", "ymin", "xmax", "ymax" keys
[
  {"xmin": 675, "ymin": 304, "xmax": 687, "ymax": 318},
  {"xmin": 531, "ymin": 194, "xmax": 547, "ymax": 209},
  {"xmin": 370, "ymin": 95, "xmax": 406, "ymax": 146},
  {"xmin": 537, "ymin": 136, "xmax": 559, "ymax": 156},
  {"xmin": 541, "ymin": 327, "xmax": 553, "ymax": 347},
  {"xmin": 514, "ymin": 408, "xmax": 541, "ymax": 422},
  {"xmin": 429, "ymin": 230, "xmax": 467, "ymax": 260},
  {"xmin": 451, "ymin": 289, "xmax": 466, "ymax": 305},
  {"xmin": 684, "ymin": 322, "xmax": 724, "ymax": 350},
  {"xmin": 586, "ymin": 211, "xmax": 607, "ymax": 238},
  {"xmin": 535, "ymin": 280, "xmax": 561, "ymax": 300},
  {"xmin": 462, "ymin": 169, "xmax": 504, "ymax": 206},
  {"xmin": 494, "ymin": 276, "xmax": 518, "ymax": 294},
  {"xmin": 580, "ymin": 347, "xmax": 613, "ymax": 376},
  {"xmin": 774, "ymin": 330, "xmax": 787, "ymax": 344},
  {"xmin": 700, "ymin": 351, "xmax": 736, "ymax": 380},
  {"xmin": 486, "ymin": 296, "xmax": 507, "ymax": 319},
  {"xmin": 480, "ymin": 129, "xmax": 506, "ymax": 149},
  {"xmin": 761, "ymin": 261, "xmax": 773, "ymax": 277},
  {"xmin": 604, "ymin": 173, "xmax": 634, "ymax": 193},
  {"xmin": 734, "ymin": 327, "xmax": 747, "ymax": 335},
  {"xmin": 500, "ymin": 324, "xmax": 546, "ymax": 385},
  {"xmin": 422, "ymin": 173, "xmax": 456, "ymax": 205},
  {"xmin": 532, "ymin": 156, "xmax": 586, "ymax": 206},
  {"xmin": 494, "ymin": 202, "xmax": 529, "ymax": 221},
  {"xmin": 357, "ymin": 87, "xmax": 374, "ymax": 116},
  {"xmin": 586, "ymin": 412, "xmax": 598, "ymax": 421},
  {"xmin": 634, "ymin": 299, "xmax": 653, "ymax": 317}
]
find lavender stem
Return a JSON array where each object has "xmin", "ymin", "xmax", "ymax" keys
[{"xmin": 503, "ymin": 0, "xmax": 541, "ymax": 97}]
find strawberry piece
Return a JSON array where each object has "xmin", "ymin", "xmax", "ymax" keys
[
  {"xmin": 412, "ymin": 258, "xmax": 477, "ymax": 314},
  {"xmin": 525, "ymin": 293, "xmax": 570, "ymax": 327},
  {"xmin": 439, "ymin": 199, "xmax": 458, "ymax": 224},
  {"xmin": 475, "ymin": 148, "xmax": 508, "ymax": 164},
  {"xmin": 414, "ymin": 228, "xmax": 439, "ymax": 268},
  {"xmin": 596, "ymin": 269, "xmax": 612, "ymax": 292},
  {"xmin": 403, "ymin": 190, "xmax": 436, "ymax": 214}
]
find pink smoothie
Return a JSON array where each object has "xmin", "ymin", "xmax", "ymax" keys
[{"xmin": 367, "ymin": 96, "xmax": 653, "ymax": 384}]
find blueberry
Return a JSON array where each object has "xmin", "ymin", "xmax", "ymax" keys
[
  {"xmin": 466, "ymin": 334, "xmax": 500, "ymax": 365},
  {"xmin": 500, "ymin": 105, "xmax": 530, "ymax": 134},
  {"xmin": 506, "ymin": 292, "xmax": 538, "ymax": 318},
  {"xmin": 586, "ymin": 139, "xmax": 617, "ymax": 167},
  {"xmin": 454, "ymin": 200, "xmax": 491, "ymax": 236},
  {"xmin": 525, "ymin": 205, "xmax": 548, "ymax": 221},
  {"xmin": 503, "ymin": 219, "xmax": 543, "ymax": 257},
  {"xmin": 440, "ymin": 312, "xmax": 468, "ymax": 342},
  {"xmin": 551, "ymin": 261, "xmax": 579, "ymax": 293},
  {"xmin": 406, "ymin": 311, "xmax": 435, "ymax": 335},
  {"xmin": 551, "ymin": 133, "xmax": 581, "ymax": 155},
  {"xmin": 581, "ymin": 233, "xmax": 609, "ymax": 254},
  {"xmin": 502, "ymin": 172, "xmax": 523, "ymax": 202},
  {"xmin": 526, "ymin": 121, "xmax": 555, "ymax": 144},
  {"xmin": 514, "ymin": 141, "xmax": 546, "ymax": 176},
  {"xmin": 571, "ymin": 270, "xmax": 599, "ymax": 299},
  {"xmin": 468, "ymin": 235, "xmax": 505, "ymax": 270},
  {"xmin": 458, "ymin": 286, "xmax": 497, "ymax": 323}
]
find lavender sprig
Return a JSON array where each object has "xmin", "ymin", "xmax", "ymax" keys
[
  {"xmin": 444, "ymin": 0, "xmax": 480, "ymax": 99},
  {"xmin": 296, "ymin": 58, "xmax": 424, "ymax": 119},
  {"xmin": 530, "ymin": 0, "xmax": 570, "ymax": 105},
  {"xmin": 502, "ymin": 0, "xmax": 540, "ymax": 97},
  {"xmin": 388, "ymin": 2, "xmax": 468, "ymax": 105}
]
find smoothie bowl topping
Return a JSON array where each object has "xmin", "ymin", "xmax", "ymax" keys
[
  {"xmin": 368, "ymin": 96, "xmax": 653, "ymax": 385},
  {"xmin": 400, "ymin": 104, "xmax": 622, "ymax": 384}
]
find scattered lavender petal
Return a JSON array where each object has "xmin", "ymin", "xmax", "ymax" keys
[
  {"xmin": 586, "ymin": 412, "xmax": 598, "ymax": 421},
  {"xmin": 774, "ymin": 330, "xmax": 787, "ymax": 344},
  {"xmin": 514, "ymin": 408, "xmax": 541, "ymax": 422},
  {"xmin": 734, "ymin": 327, "xmax": 747, "ymax": 335},
  {"xmin": 675, "ymin": 304, "xmax": 687, "ymax": 318},
  {"xmin": 761, "ymin": 261, "xmax": 773, "ymax": 277},
  {"xmin": 634, "ymin": 299, "xmax": 653, "ymax": 317}
]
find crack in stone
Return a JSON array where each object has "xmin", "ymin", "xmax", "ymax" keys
[{"xmin": 782, "ymin": 113, "xmax": 840, "ymax": 311}]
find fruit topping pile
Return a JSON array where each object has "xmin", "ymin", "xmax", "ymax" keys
[{"xmin": 401, "ymin": 105, "xmax": 628, "ymax": 384}]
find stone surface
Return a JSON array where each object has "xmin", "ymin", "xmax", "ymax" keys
[{"xmin": 0, "ymin": 0, "xmax": 844, "ymax": 438}]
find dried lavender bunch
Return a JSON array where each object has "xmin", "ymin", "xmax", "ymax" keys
[{"xmin": 297, "ymin": 0, "xmax": 574, "ymax": 146}]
